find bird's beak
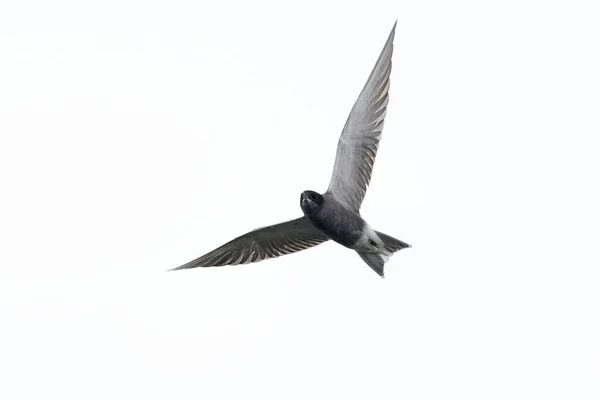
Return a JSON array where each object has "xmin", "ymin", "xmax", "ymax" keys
[{"xmin": 300, "ymin": 192, "xmax": 309, "ymax": 206}]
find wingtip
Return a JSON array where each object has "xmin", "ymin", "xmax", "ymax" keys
[
  {"xmin": 169, "ymin": 264, "xmax": 189, "ymax": 272},
  {"xmin": 387, "ymin": 20, "xmax": 397, "ymax": 44}
]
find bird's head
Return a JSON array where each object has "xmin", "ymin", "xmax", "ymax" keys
[{"xmin": 300, "ymin": 190, "xmax": 324, "ymax": 215}]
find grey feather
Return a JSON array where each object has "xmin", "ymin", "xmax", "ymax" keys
[
  {"xmin": 172, "ymin": 22, "xmax": 411, "ymax": 277},
  {"xmin": 376, "ymin": 230, "xmax": 411, "ymax": 252},
  {"xmin": 327, "ymin": 22, "xmax": 396, "ymax": 212},
  {"xmin": 171, "ymin": 217, "xmax": 329, "ymax": 270},
  {"xmin": 357, "ymin": 230, "xmax": 410, "ymax": 278},
  {"xmin": 357, "ymin": 252, "xmax": 386, "ymax": 277}
]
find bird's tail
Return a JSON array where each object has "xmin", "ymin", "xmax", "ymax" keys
[{"xmin": 357, "ymin": 231, "xmax": 410, "ymax": 278}]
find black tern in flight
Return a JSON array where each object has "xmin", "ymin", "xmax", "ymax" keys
[{"xmin": 172, "ymin": 22, "xmax": 410, "ymax": 277}]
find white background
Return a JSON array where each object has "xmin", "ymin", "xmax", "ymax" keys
[{"xmin": 1, "ymin": 1, "xmax": 599, "ymax": 399}]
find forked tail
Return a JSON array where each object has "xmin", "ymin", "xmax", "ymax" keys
[{"xmin": 357, "ymin": 231, "xmax": 410, "ymax": 278}]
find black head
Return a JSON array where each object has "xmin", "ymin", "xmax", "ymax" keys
[{"xmin": 300, "ymin": 190, "xmax": 324, "ymax": 215}]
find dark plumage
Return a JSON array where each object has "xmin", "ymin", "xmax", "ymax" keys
[
  {"xmin": 300, "ymin": 191, "xmax": 364, "ymax": 248},
  {"xmin": 172, "ymin": 21, "xmax": 410, "ymax": 277}
]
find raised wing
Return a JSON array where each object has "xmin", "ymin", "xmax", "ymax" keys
[
  {"xmin": 171, "ymin": 217, "xmax": 328, "ymax": 270},
  {"xmin": 327, "ymin": 22, "xmax": 396, "ymax": 212}
]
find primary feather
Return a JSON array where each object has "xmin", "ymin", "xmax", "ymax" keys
[
  {"xmin": 171, "ymin": 218, "xmax": 328, "ymax": 270},
  {"xmin": 327, "ymin": 21, "xmax": 396, "ymax": 212}
]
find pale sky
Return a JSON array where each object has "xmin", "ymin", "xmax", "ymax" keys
[{"xmin": 1, "ymin": 1, "xmax": 599, "ymax": 399}]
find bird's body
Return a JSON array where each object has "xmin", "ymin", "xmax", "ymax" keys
[
  {"xmin": 299, "ymin": 190, "xmax": 409, "ymax": 276},
  {"xmin": 301, "ymin": 192, "xmax": 365, "ymax": 249},
  {"xmin": 172, "ymin": 21, "xmax": 411, "ymax": 277}
]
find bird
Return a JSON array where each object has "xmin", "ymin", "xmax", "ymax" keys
[{"xmin": 172, "ymin": 21, "xmax": 410, "ymax": 278}]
